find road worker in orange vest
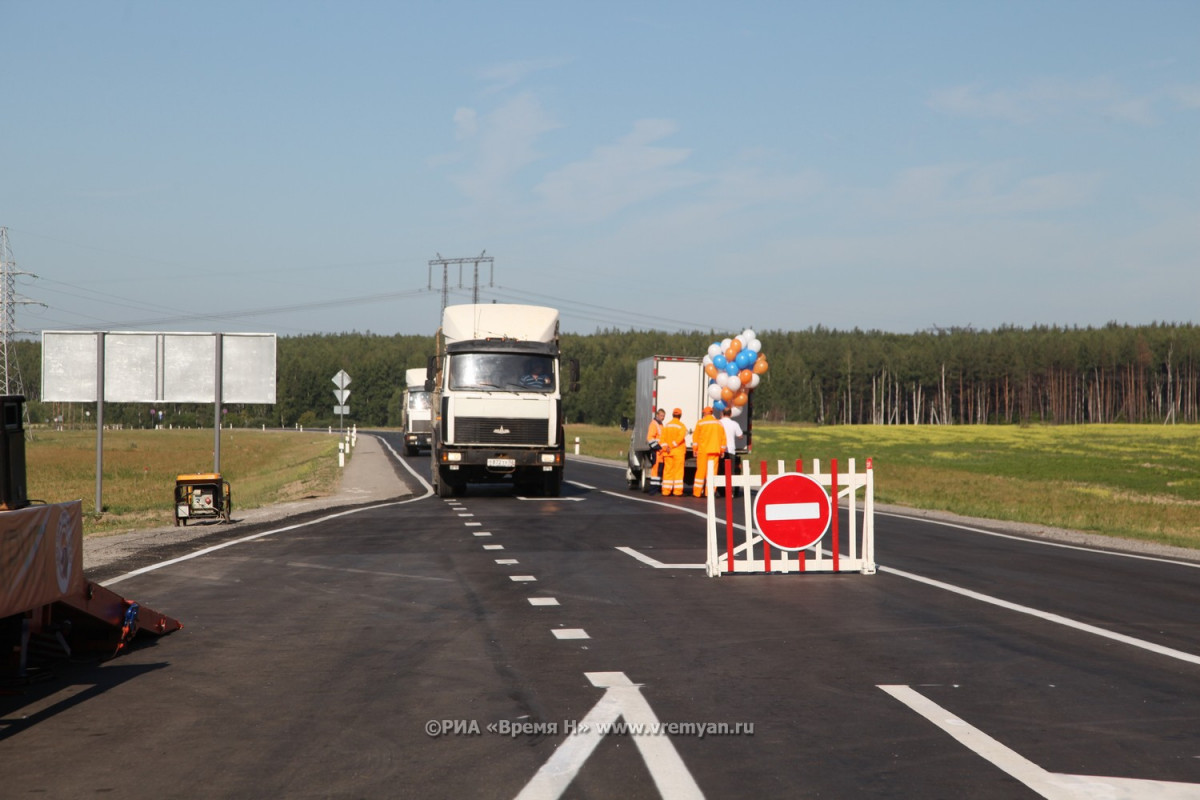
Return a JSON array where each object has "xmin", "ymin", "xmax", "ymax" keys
[
  {"xmin": 691, "ymin": 406, "xmax": 724, "ymax": 497},
  {"xmin": 645, "ymin": 407, "xmax": 666, "ymax": 493},
  {"xmin": 659, "ymin": 408, "xmax": 689, "ymax": 497}
]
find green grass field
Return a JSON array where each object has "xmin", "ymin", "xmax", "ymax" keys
[
  {"xmin": 567, "ymin": 422, "xmax": 1200, "ymax": 551},
  {"xmin": 25, "ymin": 428, "xmax": 344, "ymax": 536}
]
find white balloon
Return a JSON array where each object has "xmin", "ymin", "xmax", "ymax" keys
[
  {"xmin": 708, "ymin": 343, "xmax": 721, "ymax": 358},
  {"xmin": 720, "ymin": 338, "xmax": 732, "ymax": 351},
  {"xmin": 749, "ymin": 373, "xmax": 761, "ymax": 389},
  {"xmin": 736, "ymin": 333, "xmax": 749, "ymax": 348},
  {"xmin": 702, "ymin": 354, "xmax": 712, "ymax": 365},
  {"xmin": 750, "ymin": 338, "xmax": 762, "ymax": 352},
  {"xmin": 708, "ymin": 382, "xmax": 723, "ymax": 400},
  {"xmin": 715, "ymin": 373, "xmax": 729, "ymax": 389},
  {"xmin": 731, "ymin": 405, "xmax": 743, "ymax": 418},
  {"xmin": 742, "ymin": 329, "xmax": 756, "ymax": 342}
]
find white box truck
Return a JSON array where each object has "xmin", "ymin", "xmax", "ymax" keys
[
  {"xmin": 401, "ymin": 367, "xmax": 433, "ymax": 456},
  {"xmin": 428, "ymin": 304, "xmax": 576, "ymax": 497},
  {"xmin": 625, "ymin": 355, "xmax": 752, "ymax": 491}
]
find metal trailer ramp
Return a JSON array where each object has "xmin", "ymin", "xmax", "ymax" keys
[{"xmin": 2, "ymin": 501, "xmax": 182, "ymax": 678}]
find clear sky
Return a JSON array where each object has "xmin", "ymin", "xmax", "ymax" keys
[{"xmin": 2, "ymin": 1, "xmax": 1197, "ymax": 338}]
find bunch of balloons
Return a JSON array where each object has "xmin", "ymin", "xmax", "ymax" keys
[{"xmin": 702, "ymin": 328, "xmax": 768, "ymax": 418}]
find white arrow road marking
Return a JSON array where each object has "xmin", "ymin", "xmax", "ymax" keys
[
  {"xmin": 515, "ymin": 672, "xmax": 704, "ymax": 800},
  {"xmin": 763, "ymin": 501, "xmax": 820, "ymax": 522},
  {"xmin": 881, "ymin": 685, "xmax": 1200, "ymax": 800}
]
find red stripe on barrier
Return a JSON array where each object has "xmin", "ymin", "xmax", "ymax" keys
[
  {"xmin": 760, "ymin": 461, "xmax": 770, "ymax": 572},
  {"xmin": 725, "ymin": 458, "xmax": 734, "ymax": 574},
  {"xmin": 831, "ymin": 458, "xmax": 840, "ymax": 573},
  {"xmin": 796, "ymin": 456, "xmax": 806, "ymax": 571}
]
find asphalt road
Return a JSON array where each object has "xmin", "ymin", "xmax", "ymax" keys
[{"xmin": 2, "ymin": 431, "xmax": 1198, "ymax": 799}]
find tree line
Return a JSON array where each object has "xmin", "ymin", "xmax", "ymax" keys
[{"xmin": 12, "ymin": 321, "xmax": 1200, "ymax": 429}]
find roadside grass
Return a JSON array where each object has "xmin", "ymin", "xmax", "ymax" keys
[
  {"xmin": 566, "ymin": 422, "xmax": 1200, "ymax": 551},
  {"xmin": 25, "ymin": 429, "xmax": 344, "ymax": 536},
  {"xmin": 27, "ymin": 424, "xmax": 1199, "ymax": 549}
]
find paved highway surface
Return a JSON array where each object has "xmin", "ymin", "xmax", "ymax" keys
[{"xmin": 2, "ymin": 431, "xmax": 1197, "ymax": 799}]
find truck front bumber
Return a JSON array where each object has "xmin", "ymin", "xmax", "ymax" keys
[{"xmin": 436, "ymin": 445, "xmax": 564, "ymax": 474}]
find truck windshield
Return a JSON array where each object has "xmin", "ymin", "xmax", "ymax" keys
[
  {"xmin": 448, "ymin": 353, "xmax": 555, "ymax": 392},
  {"xmin": 408, "ymin": 391, "xmax": 432, "ymax": 411}
]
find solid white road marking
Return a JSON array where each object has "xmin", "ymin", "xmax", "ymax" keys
[
  {"xmin": 510, "ymin": 575, "xmax": 537, "ymax": 582},
  {"xmin": 876, "ymin": 509, "xmax": 1200, "ymax": 570},
  {"xmin": 615, "ymin": 546, "xmax": 705, "ymax": 570},
  {"xmin": 103, "ymin": 434, "xmax": 433, "ymax": 587},
  {"xmin": 881, "ymin": 564, "xmax": 1200, "ymax": 667},
  {"xmin": 881, "ymin": 685, "xmax": 1200, "ymax": 799},
  {"xmin": 516, "ymin": 497, "xmax": 584, "ymax": 502},
  {"xmin": 528, "ymin": 597, "xmax": 559, "ymax": 606}
]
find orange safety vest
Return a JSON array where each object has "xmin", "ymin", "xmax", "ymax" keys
[
  {"xmin": 659, "ymin": 418, "xmax": 688, "ymax": 454},
  {"xmin": 691, "ymin": 413, "xmax": 724, "ymax": 456},
  {"xmin": 646, "ymin": 417, "xmax": 664, "ymax": 445}
]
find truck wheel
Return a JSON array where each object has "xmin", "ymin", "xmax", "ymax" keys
[
  {"xmin": 405, "ymin": 444, "xmax": 417, "ymax": 457},
  {"xmin": 542, "ymin": 470, "xmax": 562, "ymax": 497},
  {"xmin": 434, "ymin": 466, "xmax": 454, "ymax": 498}
]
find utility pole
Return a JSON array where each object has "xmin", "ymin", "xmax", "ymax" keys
[
  {"xmin": 427, "ymin": 251, "xmax": 494, "ymax": 310},
  {"xmin": 0, "ymin": 227, "xmax": 44, "ymax": 400}
]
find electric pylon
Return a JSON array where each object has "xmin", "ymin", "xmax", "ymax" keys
[
  {"xmin": 428, "ymin": 251, "xmax": 494, "ymax": 310},
  {"xmin": 0, "ymin": 227, "xmax": 43, "ymax": 399}
]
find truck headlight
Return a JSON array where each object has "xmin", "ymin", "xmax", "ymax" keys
[
  {"xmin": 541, "ymin": 454, "xmax": 559, "ymax": 464},
  {"xmin": 445, "ymin": 452, "xmax": 462, "ymax": 462}
]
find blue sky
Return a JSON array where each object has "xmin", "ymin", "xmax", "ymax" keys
[{"xmin": 2, "ymin": 1, "xmax": 1197, "ymax": 338}]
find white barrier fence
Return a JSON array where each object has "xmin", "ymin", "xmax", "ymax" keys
[{"xmin": 705, "ymin": 457, "xmax": 876, "ymax": 577}]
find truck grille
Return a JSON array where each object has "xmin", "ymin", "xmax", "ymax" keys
[
  {"xmin": 453, "ymin": 417, "xmax": 549, "ymax": 445},
  {"xmin": 411, "ymin": 419, "xmax": 433, "ymax": 434}
]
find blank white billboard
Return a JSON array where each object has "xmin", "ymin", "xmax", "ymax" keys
[{"xmin": 42, "ymin": 331, "xmax": 276, "ymax": 404}]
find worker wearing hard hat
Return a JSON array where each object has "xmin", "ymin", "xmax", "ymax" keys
[
  {"xmin": 659, "ymin": 408, "xmax": 689, "ymax": 497},
  {"xmin": 645, "ymin": 407, "xmax": 666, "ymax": 493},
  {"xmin": 691, "ymin": 406, "xmax": 724, "ymax": 497}
]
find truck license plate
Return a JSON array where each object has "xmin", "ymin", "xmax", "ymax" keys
[{"xmin": 487, "ymin": 458, "xmax": 516, "ymax": 468}]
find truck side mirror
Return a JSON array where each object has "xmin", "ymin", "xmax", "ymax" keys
[{"xmin": 425, "ymin": 355, "xmax": 437, "ymax": 391}]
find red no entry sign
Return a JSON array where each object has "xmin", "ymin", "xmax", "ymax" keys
[{"xmin": 753, "ymin": 473, "xmax": 832, "ymax": 551}]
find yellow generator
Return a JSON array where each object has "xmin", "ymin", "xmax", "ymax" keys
[{"xmin": 174, "ymin": 473, "xmax": 232, "ymax": 525}]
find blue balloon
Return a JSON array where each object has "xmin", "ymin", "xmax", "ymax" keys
[
  {"xmin": 712, "ymin": 354, "xmax": 728, "ymax": 370},
  {"xmin": 735, "ymin": 349, "xmax": 756, "ymax": 369},
  {"xmin": 713, "ymin": 400, "xmax": 727, "ymax": 413},
  {"xmin": 725, "ymin": 362, "xmax": 740, "ymax": 376}
]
